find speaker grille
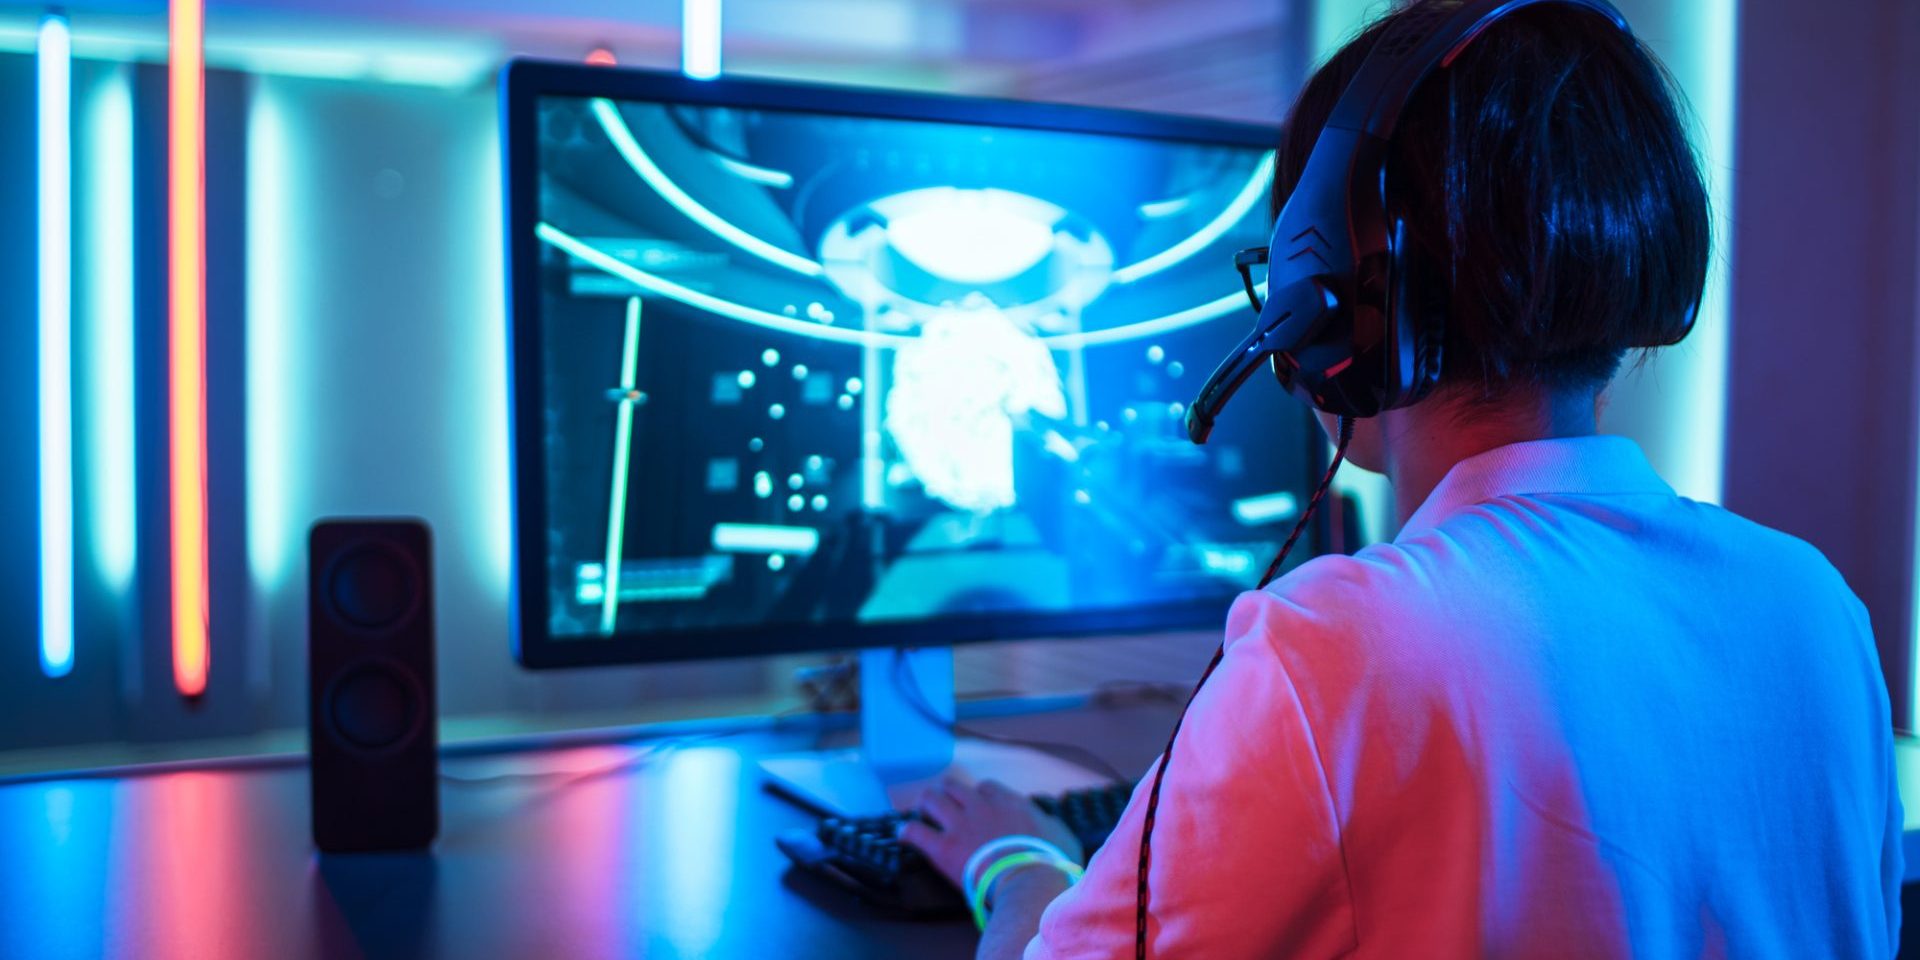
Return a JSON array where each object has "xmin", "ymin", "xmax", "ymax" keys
[
  {"xmin": 308, "ymin": 518, "xmax": 438, "ymax": 852},
  {"xmin": 328, "ymin": 662, "xmax": 422, "ymax": 751},
  {"xmin": 323, "ymin": 541, "xmax": 421, "ymax": 632}
]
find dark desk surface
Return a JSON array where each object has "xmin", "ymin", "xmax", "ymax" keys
[{"xmin": 0, "ymin": 698, "xmax": 1181, "ymax": 960}]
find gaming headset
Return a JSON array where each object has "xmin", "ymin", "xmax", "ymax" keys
[
  {"xmin": 1183, "ymin": 0, "xmax": 1633, "ymax": 444},
  {"xmin": 1139, "ymin": 2, "xmax": 1634, "ymax": 957}
]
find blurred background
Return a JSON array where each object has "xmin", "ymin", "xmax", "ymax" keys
[{"xmin": 0, "ymin": 0, "xmax": 1913, "ymax": 775}]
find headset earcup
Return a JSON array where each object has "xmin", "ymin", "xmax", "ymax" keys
[{"xmin": 1391, "ymin": 220, "xmax": 1447, "ymax": 407}]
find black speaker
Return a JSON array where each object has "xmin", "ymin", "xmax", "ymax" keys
[{"xmin": 308, "ymin": 518, "xmax": 438, "ymax": 852}]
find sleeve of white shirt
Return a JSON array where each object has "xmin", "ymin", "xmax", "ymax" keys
[{"xmin": 1024, "ymin": 589, "xmax": 1357, "ymax": 959}]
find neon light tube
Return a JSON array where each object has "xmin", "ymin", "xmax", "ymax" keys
[
  {"xmin": 682, "ymin": 0, "xmax": 722, "ymax": 80},
  {"xmin": 600, "ymin": 297, "xmax": 642, "ymax": 635},
  {"xmin": 86, "ymin": 66, "xmax": 136, "ymax": 600},
  {"xmin": 170, "ymin": 0, "xmax": 210, "ymax": 697},
  {"xmin": 38, "ymin": 12, "xmax": 73, "ymax": 679},
  {"xmin": 538, "ymin": 222, "xmax": 896, "ymax": 346},
  {"xmin": 244, "ymin": 80, "xmax": 299, "ymax": 598},
  {"xmin": 710, "ymin": 523, "xmax": 819, "ymax": 555},
  {"xmin": 1112, "ymin": 152, "xmax": 1274, "ymax": 285},
  {"xmin": 589, "ymin": 99, "xmax": 820, "ymax": 277}
]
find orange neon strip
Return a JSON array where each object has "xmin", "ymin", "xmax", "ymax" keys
[{"xmin": 169, "ymin": 0, "xmax": 208, "ymax": 697}]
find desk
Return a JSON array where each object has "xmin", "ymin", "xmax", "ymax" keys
[{"xmin": 0, "ymin": 698, "xmax": 1181, "ymax": 960}]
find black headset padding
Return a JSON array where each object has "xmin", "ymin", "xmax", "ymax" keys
[{"xmin": 1183, "ymin": 0, "xmax": 1631, "ymax": 438}]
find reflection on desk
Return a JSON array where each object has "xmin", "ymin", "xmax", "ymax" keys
[{"xmin": 0, "ymin": 698, "xmax": 1182, "ymax": 960}]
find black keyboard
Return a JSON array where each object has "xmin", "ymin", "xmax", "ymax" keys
[{"xmin": 776, "ymin": 781, "xmax": 1135, "ymax": 917}]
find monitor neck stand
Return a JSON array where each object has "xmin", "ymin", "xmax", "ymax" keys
[{"xmin": 758, "ymin": 646, "xmax": 1111, "ymax": 818}]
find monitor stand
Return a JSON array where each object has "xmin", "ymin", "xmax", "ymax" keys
[{"xmin": 759, "ymin": 646, "xmax": 1112, "ymax": 817}]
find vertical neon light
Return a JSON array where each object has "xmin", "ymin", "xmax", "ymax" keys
[
  {"xmin": 245, "ymin": 81, "xmax": 301, "ymax": 598},
  {"xmin": 170, "ymin": 0, "xmax": 209, "ymax": 697},
  {"xmin": 86, "ymin": 67, "xmax": 137, "ymax": 603},
  {"xmin": 1672, "ymin": 0, "xmax": 1737, "ymax": 506},
  {"xmin": 682, "ymin": 0, "xmax": 721, "ymax": 80},
  {"xmin": 466, "ymin": 115, "xmax": 513, "ymax": 600},
  {"xmin": 600, "ymin": 297, "xmax": 642, "ymax": 634},
  {"xmin": 38, "ymin": 12, "xmax": 73, "ymax": 679}
]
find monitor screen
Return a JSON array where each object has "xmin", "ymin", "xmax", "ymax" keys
[{"xmin": 506, "ymin": 64, "xmax": 1319, "ymax": 666}]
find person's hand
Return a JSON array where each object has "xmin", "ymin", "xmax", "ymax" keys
[{"xmin": 897, "ymin": 776, "xmax": 1085, "ymax": 892}]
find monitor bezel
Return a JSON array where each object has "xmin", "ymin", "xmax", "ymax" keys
[{"xmin": 502, "ymin": 58, "xmax": 1321, "ymax": 669}]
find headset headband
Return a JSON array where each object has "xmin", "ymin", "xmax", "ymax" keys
[{"xmin": 1184, "ymin": 0, "xmax": 1630, "ymax": 443}]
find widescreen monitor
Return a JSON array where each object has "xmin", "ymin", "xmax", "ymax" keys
[{"xmin": 502, "ymin": 62, "xmax": 1323, "ymax": 668}]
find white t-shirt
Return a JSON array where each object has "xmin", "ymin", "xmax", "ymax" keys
[{"xmin": 1027, "ymin": 436, "xmax": 1902, "ymax": 958}]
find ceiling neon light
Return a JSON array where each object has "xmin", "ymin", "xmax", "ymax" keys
[
  {"xmin": 589, "ymin": 99, "xmax": 822, "ymax": 277},
  {"xmin": 170, "ymin": 0, "xmax": 210, "ymax": 698},
  {"xmin": 38, "ymin": 12, "xmax": 73, "ymax": 679},
  {"xmin": 682, "ymin": 0, "xmax": 722, "ymax": 80},
  {"xmin": 1111, "ymin": 152, "xmax": 1274, "ymax": 285}
]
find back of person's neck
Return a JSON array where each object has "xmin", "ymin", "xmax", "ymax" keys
[{"xmin": 1382, "ymin": 386, "xmax": 1600, "ymax": 526}]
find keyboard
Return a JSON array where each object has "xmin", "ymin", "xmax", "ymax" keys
[{"xmin": 776, "ymin": 781, "xmax": 1136, "ymax": 917}]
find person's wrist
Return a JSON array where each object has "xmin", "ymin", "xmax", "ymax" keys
[
  {"xmin": 971, "ymin": 849, "xmax": 1080, "ymax": 930},
  {"xmin": 989, "ymin": 859, "xmax": 1073, "ymax": 905}
]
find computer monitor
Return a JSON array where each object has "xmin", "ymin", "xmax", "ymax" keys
[
  {"xmin": 504, "ymin": 61, "xmax": 1321, "ymax": 662},
  {"xmin": 502, "ymin": 62, "xmax": 1323, "ymax": 809}
]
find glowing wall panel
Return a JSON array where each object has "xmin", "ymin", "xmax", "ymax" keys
[{"xmin": 242, "ymin": 78, "xmax": 511, "ymax": 725}]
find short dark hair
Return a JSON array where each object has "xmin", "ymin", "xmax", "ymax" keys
[{"xmin": 1275, "ymin": 1, "xmax": 1710, "ymax": 397}]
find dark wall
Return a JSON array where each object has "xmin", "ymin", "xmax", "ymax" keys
[
  {"xmin": 1723, "ymin": 0, "xmax": 1920, "ymax": 725},
  {"xmin": 0, "ymin": 55, "xmax": 50, "ymax": 732}
]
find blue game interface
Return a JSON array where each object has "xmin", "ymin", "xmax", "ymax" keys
[{"xmin": 533, "ymin": 92, "xmax": 1311, "ymax": 639}]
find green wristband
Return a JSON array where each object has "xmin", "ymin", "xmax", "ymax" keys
[{"xmin": 969, "ymin": 851, "xmax": 1084, "ymax": 932}]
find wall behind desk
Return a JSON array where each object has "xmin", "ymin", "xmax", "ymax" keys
[
  {"xmin": 0, "ymin": 14, "xmax": 1307, "ymax": 762},
  {"xmin": 246, "ymin": 74, "xmax": 804, "ymax": 733}
]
